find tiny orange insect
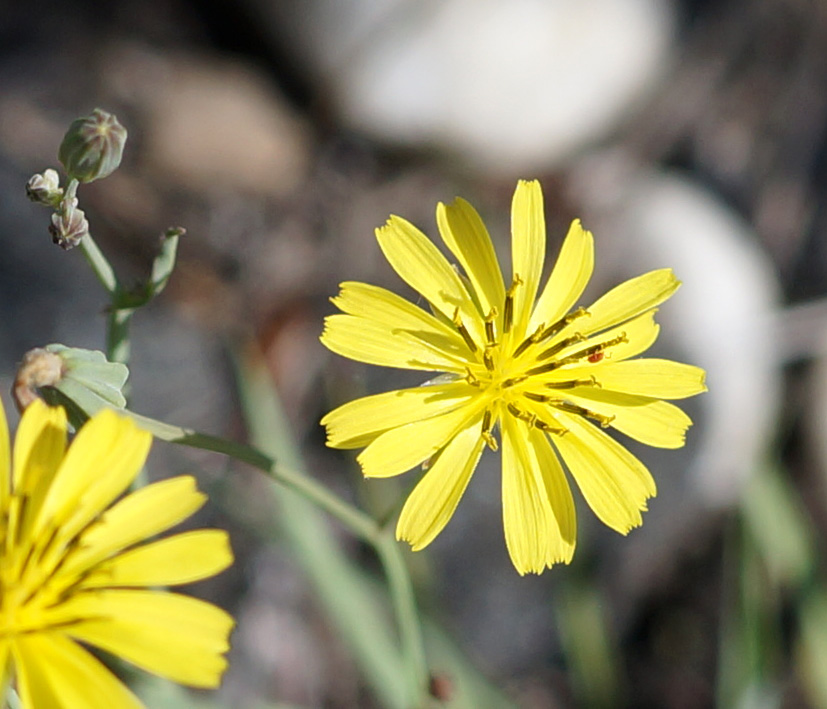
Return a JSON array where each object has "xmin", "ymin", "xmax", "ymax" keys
[{"xmin": 588, "ymin": 351, "xmax": 604, "ymax": 363}]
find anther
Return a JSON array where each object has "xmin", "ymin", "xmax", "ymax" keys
[
  {"xmin": 535, "ymin": 307, "xmax": 590, "ymax": 343},
  {"xmin": 464, "ymin": 367, "xmax": 481, "ymax": 386},
  {"xmin": 481, "ymin": 410, "xmax": 499, "ymax": 451},
  {"xmin": 536, "ymin": 419, "xmax": 567, "ymax": 435},
  {"xmin": 452, "ymin": 308, "xmax": 478, "ymax": 353},
  {"xmin": 545, "ymin": 376, "xmax": 600, "ymax": 389},
  {"xmin": 556, "ymin": 332, "xmax": 628, "ymax": 368},
  {"xmin": 482, "ymin": 409, "xmax": 492, "ymax": 432},
  {"xmin": 503, "ymin": 275, "xmax": 522, "ymax": 334},
  {"xmin": 524, "ymin": 392, "xmax": 551, "ymax": 403},
  {"xmin": 484, "ymin": 308, "xmax": 498, "ymax": 345},
  {"xmin": 483, "ymin": 347, "xmax": 495, "ymax": 371},
  {"xmin": 526, "ymin": 360, "xmax": 564, "ymax": 376},
  {"xmin": 536, "ymin": 333, "xmax": 586, "ymax": 362},
  {"xmin": 512, "ymin": 324, "xmax": 545, "ymax": 358},
  {"xmin": 502, "ymin": 375, "xmax": 528, "ymax": 388},
  {"xmin": 552, "ymin": 400, "xmax": 615, "ymax": 427},
  {"xmin": 482, "ymin": 430, "xmax": 499, "ymax": 451}
]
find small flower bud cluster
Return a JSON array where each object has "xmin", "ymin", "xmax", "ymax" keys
[
  {"xmin": 48, "ymin": 193, "xmax": 89, "ymax": 250},
  {"xmin": 26, "ymin": 109, "xmax": 126, "ymax": 250},
  {"xmin": 26, "ymin": 168, "xmax": 63, "ymax": 207},
  {"xmin": 58, "ymin": 108, "xmax": 127, "ymax": 184}
]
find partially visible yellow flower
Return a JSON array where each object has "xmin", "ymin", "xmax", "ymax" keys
[
  {"xmin": 321, "ymin": 180, "xmax": 707, "ymax": 575},
  {"xmin": 0, "ymin": 398, "xmax": 234, "ymax": 708}
]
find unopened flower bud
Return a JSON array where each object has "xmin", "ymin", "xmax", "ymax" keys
[
  {"xmin": 12, "ymin": 344, "xmax": 129, "ymax": 414},
  {"xmin": 26, "ymin": 168, "xmax": 63, "ymax": 207},
  {"xmin": 58, "ymin": 108, "xmax": 127, "ymax": 183},
  {"xmin": 13, "ymin": 347, "xmax": 64, "ymax": 411},
  {"xmin": 49, "ymin": 196, "xmax": 89, "ymax": 250}
]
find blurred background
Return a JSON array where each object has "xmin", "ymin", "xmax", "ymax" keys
[{"xmin": 2, "ymin": 0, "xmax": 827, "ymax": 706}]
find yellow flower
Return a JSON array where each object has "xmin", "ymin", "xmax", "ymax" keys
[
  {"xmin": 321, "ymin": 180, "xmax": 707, "ymax": 575},
  {"xmin": 0, "ymin": 398, "xmax": 234, "ymax": 707}
]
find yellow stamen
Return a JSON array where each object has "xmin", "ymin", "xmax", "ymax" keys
[
  {"xmin": 503, "ymin": 275, "xmax": 522, "ymax": 334},
  {"xmin": 452, "ymin": 308, "xmax": 478, "ymax": 353},
  {"xmin": 545, "ymin": 376, "xmax": 600, "ymax": 389},
  {"xmin": 550, "ymin": 400, "xmax": 615, "ymax": 427},
  {"xmin": 484, "ymin": 308, "xmax": 498, "ymax": 345},
  {"xmin": 536, "ymin": 333, "xmax": 586, "ymax": 362}
]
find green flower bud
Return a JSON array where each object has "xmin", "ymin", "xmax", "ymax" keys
[
  {"xmin": 49, "ymin": 196, "xmax": 89, "ymax": 250},
  {"xmin": 58, "ymin": 108, "xmax": 127, "ymax": 183},
  {"xmin": 26, "ymin": 168, "xmax": 63, "ymax": 207},
  {"xmin": 13, "ymin": 344, "xmax": 129, "ymax": 418}
]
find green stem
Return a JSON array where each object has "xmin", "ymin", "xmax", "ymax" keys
[
  {"xmin": 78, "ymin": 229, "xmax": 132, "ymax": 365},
  {"xmin": 125, "ymin": 411, "xmax": 377, "ymax": 540},
  {"xmin": 79, "ymin": 231, "xmax": 117, "ymax": 295},
  {"xmin": 123, "ymin": 407, "xmax": 429, "ymax": 704},
  {"xmin": 376, "ymin": 531, "xmax": 430, "ymax": 695},
  {"xmin": 106, "ymin": 307, "xmax": 135, "ymax": 365}
]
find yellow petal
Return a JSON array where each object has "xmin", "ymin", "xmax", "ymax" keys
[
  {"xmin": 12, "ymin": 400, "xmax": 66, "ymax": 498},
  {"xmin": 13, "ymin": 633, "xmax": 144, "ymax": 709},
  {"xmin": 358, "ymin": 404, "xmax": 484, "ymax": 478},
  {"xmin": 396, "ymin": 423, "xmax": 485, "ymax": 550},
  {"xmin": 501, "ymin": 417, "xmax": 575, "ymax": 575},
  {"xmin": 321, "ymin": 314, "xmax": 466, "ymax": 372},
  {"xmin": 376, "ymin": 216, "xmax": 485, "ymax": 341},
  {"xmin": 332, "ymin": 281, "xmax": 468, "ymax": 355},
  {"xmin": 527, "ymin": 427, "xmax": 577, "ymax": 565},
  {"xmin": 437, "ymin": 197, "xmax": 505, "ymax": 318},
  {"xmin": 510, "ymin": 180, "xmax": 546, "ymax": 338},
  {"xmin": 34, "ymin": 409, "xmax": 151, "ymax": 541},
  {"xmin": 581, "ymin": 268, "xmax": 680, "ymax": 335},
  {"xmin": 62, "ymin": 590, "xmax": 234, "ymax": 689},
  {"xmin": 585, "ymin": 359, "xmax": 707, "ymax": 399},
  {"xmin": 80, "ymin": 530, "xmax": 233, "ymax": 589},
  {"xmin": 61, "ymin": 476, "xmax": 206, "ymax": 579},
  {"xmin": 322, "ymin": 383, "xmax": 475, "ymax": 449},
  {"xmin": 529, "ymin": 219, "xmax": 594, "ymax": 333},
  {"xmin": 563, "ymin": 389, "xmax": 694, "ymax": 449},
  {"xmin": 552, "ymin": 414, "xmax": 656, "ymax": 534}
]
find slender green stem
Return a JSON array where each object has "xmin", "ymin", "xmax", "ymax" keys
[
  {"xmin": 124, "ymin": 411, "xmax": 377, "ymax": 539},
  {"xmin": 122, "ymin": 404, "xmax": 429, "ymax": 706},
  {"xmin": 79, "ymin": 231, "xmax": 118, "ymax": 295},
  {"xmin": 230, "ymin": 348, "xmax": 429, "ymax": 706},
  {"xmin": 106, "ymin": 307, "xmax": 135, "ymax": 365},
  {"xmin": 376, "ymin": 531, "xmax": 430, "ymax": 694},
  {"xmin": 78, "ymin": 228, "xmax": 131, "ymax": 365}
]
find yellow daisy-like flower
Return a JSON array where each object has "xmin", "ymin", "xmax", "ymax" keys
[
  {"xmin": 321, "ymin": 179, "xmax": 707, "ymax": 575},
  {"xmin": 0, "ymin": 398, "xmax": 234, "ymax": 708}
]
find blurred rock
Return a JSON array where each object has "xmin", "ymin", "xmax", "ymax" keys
[
  {"xmin": 257, "ymin": 0, "xmax": 675, "ymax": 174},
  {"xmin": 567, "ymin": 151, "xmax": 782, "ymax": 604},
  {"xmin": 103, "ymin": 44, "xmax": 312, "ymax": 198},
  {"xmin": 569, "ymin": 152, "xmax": 782, "ymax": 507}
]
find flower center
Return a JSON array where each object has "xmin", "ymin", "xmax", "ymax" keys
[{"xmin": 453, "ymin": 276, "xmax": 627, "ymax": 450}]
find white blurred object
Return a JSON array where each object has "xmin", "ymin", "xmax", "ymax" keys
[
  {"xmin": 569, "ymin": 152, "xmax": 782, "ymax": 508},
  {"xmin": 260, "ymin": 0, "xmax": 675, "ymax": 173},
  {"xmin": 806, "ymin": 317, "xmax": 827, "ymax": 488}
]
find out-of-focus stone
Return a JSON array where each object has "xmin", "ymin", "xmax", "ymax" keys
[
  {"xmin": 567, "ymin": 151, "xmax": 782, "ymax": 608},
  {"xmin": 258, "ymin": 0, "xmax": 674, "ymax": 174},
  {"xmin": 104, "ymin": 45, "xmax": 311, "ymax": 197},
  {"xmin": 570, "ymin": 151, "xmax": 781, "ymax": 508}
]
